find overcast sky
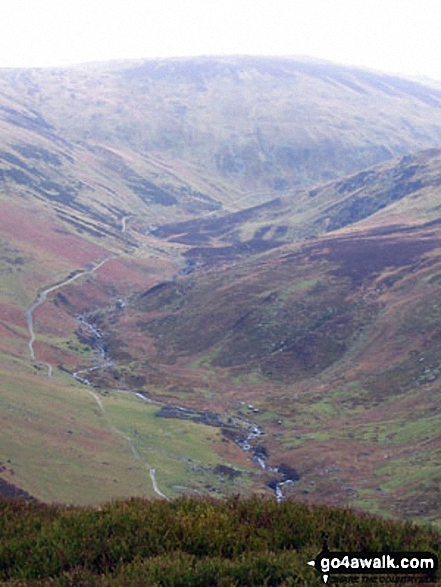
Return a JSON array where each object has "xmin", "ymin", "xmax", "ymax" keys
[{"xmin": 1, "ymin": 0, "xmax": 441, "ymax": 80}]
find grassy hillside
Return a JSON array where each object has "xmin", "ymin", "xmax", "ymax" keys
[
  {"xmin": 0, "ymin": 496, "xmax": 439, "ymax": 586},
  {"xmin": 4, "ymin": 56, "xmax": 441, "ymax": 202},
  {"xmin": 0, "ymin": 97, "xmax": 254, "ymax": 504}
]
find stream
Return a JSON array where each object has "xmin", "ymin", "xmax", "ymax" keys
[
  {"xmin": 67, "ymin": 304, "xmax": 297, "ymax": 501},
  {"xmin": 232, "ymin": 416, "xmax": 296, "ymax": 502},
  {"xmin": 72, "ymin": 314, "xmax": 114, "ymax": 385},
  {"xmin": 23, "ymin": 235, "xmax": 296, "ymax": 501},
  {"xmin": 25, "ymin": 257, "xmax": 110, "ymax": 376}
]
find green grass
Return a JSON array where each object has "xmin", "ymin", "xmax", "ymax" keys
[
  {"xmin": 2, "ymin": 56, "xmax": 441, "ymax": 539},
  {"xmin": 0, "ymin": 495, "xmax": 439, "ymax": 586},
  {"xmin": 0, "ymin": 359, "xmax": 256, "ymax": 503},
  {"xmin": 391, "ymin": 416, "xmax": 441, "ymax": 443},
  {"xmin": 375, "ymin": 450, "xmax": 441, "ymax": 492},
  {"xmin": 103, "ymin": 393, "xmax": 255, "ymax": 497},
  {"xmin": 0, "ymin": 364, "xmax": 153, "ymax": 504},
  {"xmin": 0, "ymin": 271, "xmax": 33, "ymax": 309}
]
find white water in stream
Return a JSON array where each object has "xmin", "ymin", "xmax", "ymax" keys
[{"xmin": 23, "ymin": 241, "xmax": 292, "ymax": 501}]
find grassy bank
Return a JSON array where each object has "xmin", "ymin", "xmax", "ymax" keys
[{"xmin": 0, "ymin": 496, "xmax": 439, "ymax": 586}]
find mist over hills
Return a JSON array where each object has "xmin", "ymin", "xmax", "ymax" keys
[
  {"xmin": 3, "ymin": 56, "xmax": 441, "ymax": 203},
  {"xmin": 0, "ymin": 56, "xmax": 441, "ymax": 523}
]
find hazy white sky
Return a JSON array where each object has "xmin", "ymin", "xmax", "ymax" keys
[{"xmin": 1, "ymin": 0, "xmax": 441, "ymax": 79}]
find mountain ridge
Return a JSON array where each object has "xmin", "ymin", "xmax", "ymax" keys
[{"xmin": 4, "ymin": 55, "xmax": 441, "ymax": 202}]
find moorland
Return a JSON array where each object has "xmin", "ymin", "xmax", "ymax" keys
[{"xmin": 0, "ymin": 56, "xmax": 441, "ymax": 532}]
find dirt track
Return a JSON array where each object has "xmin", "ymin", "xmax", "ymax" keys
[{"xmin": 25, "ymin": 257, "xmax": 111, "ymax": 375}]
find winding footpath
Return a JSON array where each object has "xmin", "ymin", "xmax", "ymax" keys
[
  {"xmin": 24, "ymin": 248, "xmax": 170, "ymax": 500},
  {"xmin": 23, "ymin": 225, "xmax": 283, "ymax": 501},
  {"xmin": 120, "ymin": 215, "xmax": 132, "ymax": 233},
  {"xmin": 25, "ymin": 257, "xmax": 110, "ymax": 373},
  {"xmin": 149, "ymin": 468, "xmax": 168, "ymax": 500},
  {"xmin": 88, "ymin": 390, "xmax": 169, "ymax": 500}
]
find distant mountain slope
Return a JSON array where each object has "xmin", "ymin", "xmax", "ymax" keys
[
  {"xmin": 3, "ymin": 56, "xmax": 441, "ymax": 205},
  {"xmin": 0, "ymin": 91, "xmax": 223, "ymax": 245},
  {"xmin": 152, "ymin": 148, "xmax": 441, "ymax": 251}
]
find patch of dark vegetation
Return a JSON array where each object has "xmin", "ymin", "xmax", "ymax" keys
[
  {"xmin": 324, "ymin": 155, "xmax": 440, "ymax": 232},
  {"xmin": 153, "ymin": 198, "xmax": 282, "ymax": 244},
  {"xmin": 104, "ymin": 203, "xmax": 126, "ymax": 219},
  {"xmin": 267, "ymin": 462, "xmax": 300, "ymax": 492},
  {"xmin": 128, "ymin": 176, "xmax": 177, "ymax": 206},
  {"xmin": 274, "ymin": 225, "xmax": 288, "ymax": 238},
  {"xmin": 0, "ymin": 240, "xmax": 27, "ymax": 271},
  {"xmin": 64, "ymin": 199, "xmax": 124, "ymax": 232},
  {"xmin": 277, "ymin": 463, "xmax": 301, "ymax": 483},
  {"xmin": 209, "ymin": 281, "xmax": 376, "ymax": 381},
  {"xmin": 138, "ymin": 280, "xmax": 189, "ymax": 312},
  {"xmin": 0, "ymin": 167, "xmax": 35, "ymax": 186},
  {"xmin": 333, "ymin": 169, "xmax": 378, "ymax": 195},
  {"xmin": 0, "ymin": 104, "xmax": 53, "ymax": 133},
  {"xmin": 0, "ymin": 149, "xmax": 41, "ymax": 174},
  {"xmin": 0, "ymin": 477, "xmax": 36, "ymax": 501},
  {"xmin": 212, "ymin": 464, "xmax": 242, "ymax": 479},
  {"xmin": 100, "ymin": 342, "xmax": 133, "ymax": 364},
  {"xmin": 96, "ymin": 147, "xmax": 178, "ymax": 206},
  {"xmin": 307, "ymin": 234, "xmax": 441, "ymax": 284},
  {"xmin": 55, "ymin": 210, "xmax": 129, "ymax": 242},
  {"xmin": 183, "ymin": 239, "xmax": 282, "ymax": 264},
  {"xmin": 177, "ymin": 259, "xmax": 200, "ymax": 276},
  {"xmin": 326, "ymin": 186, "xmax": 419, "ymax": 232},
  {"xmin": 176, "ymin": 185, "xmax": 222, "ymax": 212},
  {"xmin": 257, "ymin": 330, "xmax": 348, "ymax": 380},
  {"xmin": 136, "ymin": 256, "xmax": 378, "ymax": 381},
  {"xmin": 0, "ymin": 495, "xmax": 438, "ymax": 585},
  {"xmin": 0, "ymin": 152, "xmax": 83, "ymax": 208},
  {"xmin": 55, "ymin": 213, "xmax": 106, "ymax": 238},
  {"xmin": 136, "ymin": 231, "xmax": 400, "ymax": 381},
  {"xmin": 155, "ymin": 405, "xmax": 235, "ymax": 429},
  {"xmin": 12, "ymin": 144, "xmax": 63, "ymax": 166},
  {"xmin": 36, "ymin": 178, "xmax": 80, "ymax": 202},
  {"xmin": 140, "ymin": 280, "xmax": 173, "ymax": 299},
  {"xmin": 98, "ymin": 368, "xmax": 146, "ymax": 388}
]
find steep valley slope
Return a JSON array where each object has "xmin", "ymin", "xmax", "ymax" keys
[
  {"xmin": 0, "ymin": 57, "xmax": 440, "ymax": 523},
  {"xmin": 92, "ymin": 174, "xmax": 441, "ymax": 523}
]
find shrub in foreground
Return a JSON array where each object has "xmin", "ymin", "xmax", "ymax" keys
[{"xmin": 0, "ymin": 495, "xmax": 439, "ymax": 586}]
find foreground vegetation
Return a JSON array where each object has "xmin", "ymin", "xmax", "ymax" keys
[{"xmin": 0, "ymin": 496, "xmax": 439, "ymax": 586}]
